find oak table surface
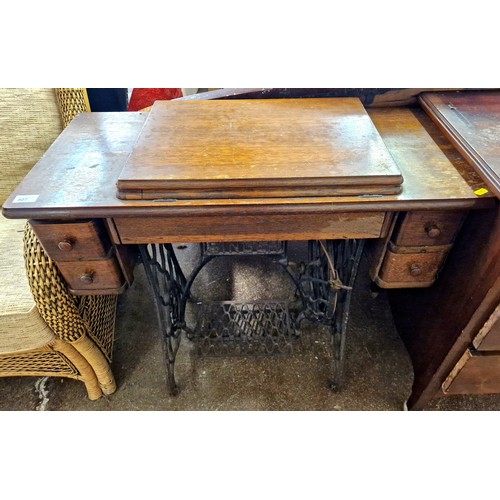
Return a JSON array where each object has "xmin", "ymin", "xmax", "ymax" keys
[
  {"xmin": 116, "ymin": 98, "xmax": 403, "ymax": 200},
  {"xmin": 2, "ymin": 108, "xmax": 490, "ymax": 221}
]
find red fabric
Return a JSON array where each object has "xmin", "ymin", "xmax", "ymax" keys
[{"xmin": 128, "ymin": 88, "xmax": 183, "ymax": 111}]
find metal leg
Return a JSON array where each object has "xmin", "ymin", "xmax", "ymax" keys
[
  {"xmin": 286, "ymin": 239, "xmax": 365, "ymax": 391},
  {"xmin": 139, "ymin": 244, "xmax": 187, "ymax": 396},
  {"xmin": 139, "ymin": 243, "xmax": 215, "ymax": 395}
]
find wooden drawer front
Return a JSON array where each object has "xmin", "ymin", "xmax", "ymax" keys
[
  {"xmin": 473, "ymin": 303, "xmax": 500, "ymax": 352},
  {"xmin": 56, "ymin": 255, "xmax": 125, "ymax": 293},
  {"xmin": 30, "ymin": 220, "xmax": 111, "ymax": 261},
  {"xmin": 379, "ymin": 247, "xmax": 449, "ymax": 285},
  {"xmin": 113, "ymin": 212, "xmax": 386, "ymax": 244},
  {"xmin": 443, "ymin": 350, "xmax": 500, "ymax": 395},
  {"xmin": 392, "ymin": 210, "xmax": 466, "ymax": 247}
]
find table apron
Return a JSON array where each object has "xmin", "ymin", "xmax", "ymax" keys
[{"xmin": 112, "ymin": 212, "xmax": 388, "ymax": 244}]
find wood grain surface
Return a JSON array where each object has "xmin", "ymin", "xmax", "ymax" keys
[
  {"xmin": 442, "ymin": 350, "xmax": 500, "ymax": 395},
  {"xmin": 113, "ymin": 212, "xmax": 386, "ymax": 243},
  {"xmin": 472, "ymin": 303, "xmax": 500, "ymax": 351},
  {"xmin": 391, "ymin": 210, "xmax": 466, "ymax": 247},
  {"xmin": 420, "ymin": 90, "xmax": 500, "ymax": 197},
  {"xmin": 2, "ymin": 108, "xmax": 491, "ymax": 221},
  {"xmin": 378, "ymin": 246, "xmax": 448, "ymax": 284},
  {"xmin": 116, "ymin": 98, "xmax": 403, "ymax": 199},
  {"xmin": 391, "ymin": 203, "xmax": 500, "ymax": 409}
]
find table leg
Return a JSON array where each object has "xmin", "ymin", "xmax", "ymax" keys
[
  {"xmin": 287, "ymin": 239, "xmax": 365, "ymax": 390},
  {"xmin": 139, "ymin": 243, "xmax": 187, "ymax": 396}
]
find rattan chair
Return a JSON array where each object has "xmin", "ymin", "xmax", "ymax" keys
[{"xmin": 0, "ymin": 88, "xmax": 117, "ymax": 400}]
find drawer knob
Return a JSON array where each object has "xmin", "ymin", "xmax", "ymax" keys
[
  {"xmin": 409, "ymin": 263, "xmax": 423, "ymax": 276},
  {"xmin": 58, "ymin": 239, "xmax": 74, "ymax": 252},
  {"xmin": 426, "ymin": 225, "xmax": 441, "ymax": 239},
  {"xmin": 80, "ymin": 272, "xmax": 95, "ymax": 284}
]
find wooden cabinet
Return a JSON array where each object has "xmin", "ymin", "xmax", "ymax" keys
[
  {"xmin": 371, "ymin": 210, "xmax": 467, "ymax": 288},
  {"xmin": 442, "ymin": 304, "xmax": 500, "ymax": 395},
  {"xmin": 30, "ymin": 219, "xmax": 136, "ymax": 295}
]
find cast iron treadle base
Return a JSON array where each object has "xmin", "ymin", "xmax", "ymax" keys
[
  {"xmin": 189, "ymin": 301, "xmax": 297, "ymax": 357},
  {"xmin": 140, "ymin": 238, "xmax": 364, "ymax": 396}
]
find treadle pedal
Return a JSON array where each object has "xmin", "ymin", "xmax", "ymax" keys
[
  {"xmin": 202, "ymin": 241, "xmax": 286, "ymax": 257},
  {"xmin": 190, "ymin": 301, "xmax": 298, "ymax": 357}
]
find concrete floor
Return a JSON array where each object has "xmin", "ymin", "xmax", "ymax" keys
[{"xmin": 2, "ymin": 242, "xmax": 500, "ymax": 411}]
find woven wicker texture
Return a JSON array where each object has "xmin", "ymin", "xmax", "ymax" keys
[
  {"xmin": 0, "ymin": 217, "xmax": 38, "ymax": 315},
  {"xmin": 0, "ymin": 88, "xmax": 62, "ymax": 205},
  {"xmin": 0, "ymin": 339, "xmax": 103, "ymax": 400},
  {"xmin": 0, "ymin": 216, "xmax": 55, "ymax": 353},
  {"xmin": 0, "ymin": 347, "xmax": 78, "ymax": 375},
  {"xmin": 23, "ymin": 222, "xmax": 87, "ymax": 342},
  {"xmin": 79, "ymin": 295, "xmax": 117, "ymax": 361},
  {"xmin": 55, "ymin": 88, "xmax": 90, "ymax": 128}
]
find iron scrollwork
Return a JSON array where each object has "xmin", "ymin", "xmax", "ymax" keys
[{"xmin": 139, "ymin": 239, "xmax": 364, "ymax": 395}]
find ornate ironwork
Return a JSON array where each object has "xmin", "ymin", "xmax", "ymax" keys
[
  {"xmin": 139, "ymin": 238, "xmax": 364, "ymax": 395},
  {"xmin": 139, "ymin": 244, "xmax": 188, "ymax": 395},
  {"xmin": 192, "ymin": 301, "xmax": 296, "ymax": 356},
  {"xmin": 202, "ymin": 241, "xmax": 286, "ymax": 257},
  {"xmin": 285, "ymin": 239, "xmax": 365, "ymax": 390}
]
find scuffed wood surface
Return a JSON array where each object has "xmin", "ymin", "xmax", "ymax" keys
[
  {"xmin": 117, "ymin": 98, "xmax": 403, "ymax": 200},
  {"xmin": 420, "ymin": 90, "xmax": 500, "ymax": 197}
]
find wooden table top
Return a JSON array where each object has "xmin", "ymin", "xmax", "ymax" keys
[
  {"xmin": 420, "ymin": 90, "xmax": 500, "ymax": 199},
  {"xmin": 116, "ymin": 98, "xmax": 403, "ymax": 200},
  {"xmin": 2, "ymin": 107, "xmax": 491, "ymax": 220}
]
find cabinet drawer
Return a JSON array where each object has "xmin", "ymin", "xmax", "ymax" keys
[
  {"xmin": 392, "ymin": 210, "xmax": 466, "ymax": 247},
  {"xmin": 56, "ymin": 254, "xmax": 125, "ymax": 294},
  {"xmin": 30, "ymin": 219, "xmax": 112, "ymax": 261},
  {"xmin": 378, "ymin": 246, "xmax": 449, "ymax": 286},
  {"xmin": 442, "ymin": 350, "xmax": 500, "ymax": 395}
]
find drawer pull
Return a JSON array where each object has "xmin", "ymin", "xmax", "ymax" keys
[
  {"xmin": 57, "ymin": 239, "xmax": 74, "ymax": 252},
  {"xmin": 425, "ymin": 224, "xmax": 441, "ymax": 239},
  {"xmin": 409, "ymin": 263, "xmax": 423, "ymax": 276},
  {"xmin": 80, "ymin": 272, "xmax": 95, "ymax": 284}
]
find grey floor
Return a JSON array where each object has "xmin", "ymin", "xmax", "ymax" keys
[{"xmin": 2, "ymin": 242, "xmax": 500, "ymax": 411}]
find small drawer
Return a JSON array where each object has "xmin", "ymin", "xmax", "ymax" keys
[
  {"xmin": 378, "ymin": 246, "xmax": 449, "ymax": 286},
  {"xmin": 392, "ymin": 210, "xmax": 466, "ymax": 247},
  {"xmin": 30, "ymin": 219, "xmax": 112, "ymax": 261},
  {"xmin": 56, "ymin": 253, "xmax": 125, "ymax": 293},
  {"xmin": 442, "ymin": 350, "xmax": 500, "ymax": 395}
]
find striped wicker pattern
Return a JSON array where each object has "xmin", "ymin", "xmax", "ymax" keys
[
  {"xmin": 55, "ymin": 88, "xmax": 90, "ymax": 128},
  {"xmin": 79, "ymin": 295, "xmax": 116, "ymax": 361},
  {"xmin": 0, "ymin": 217, "xmax": 55, "ymax": 353},
  {"xmin": 0, "ymin": 88, "xmax": 62, "ymax": 205},
  {"xmin": 24, "ymin": 222, "xmax": 87, "ymax": 342},
  {"xmin": 0, "ymin": 347, "xmax": 78, "ymax": 375}
]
